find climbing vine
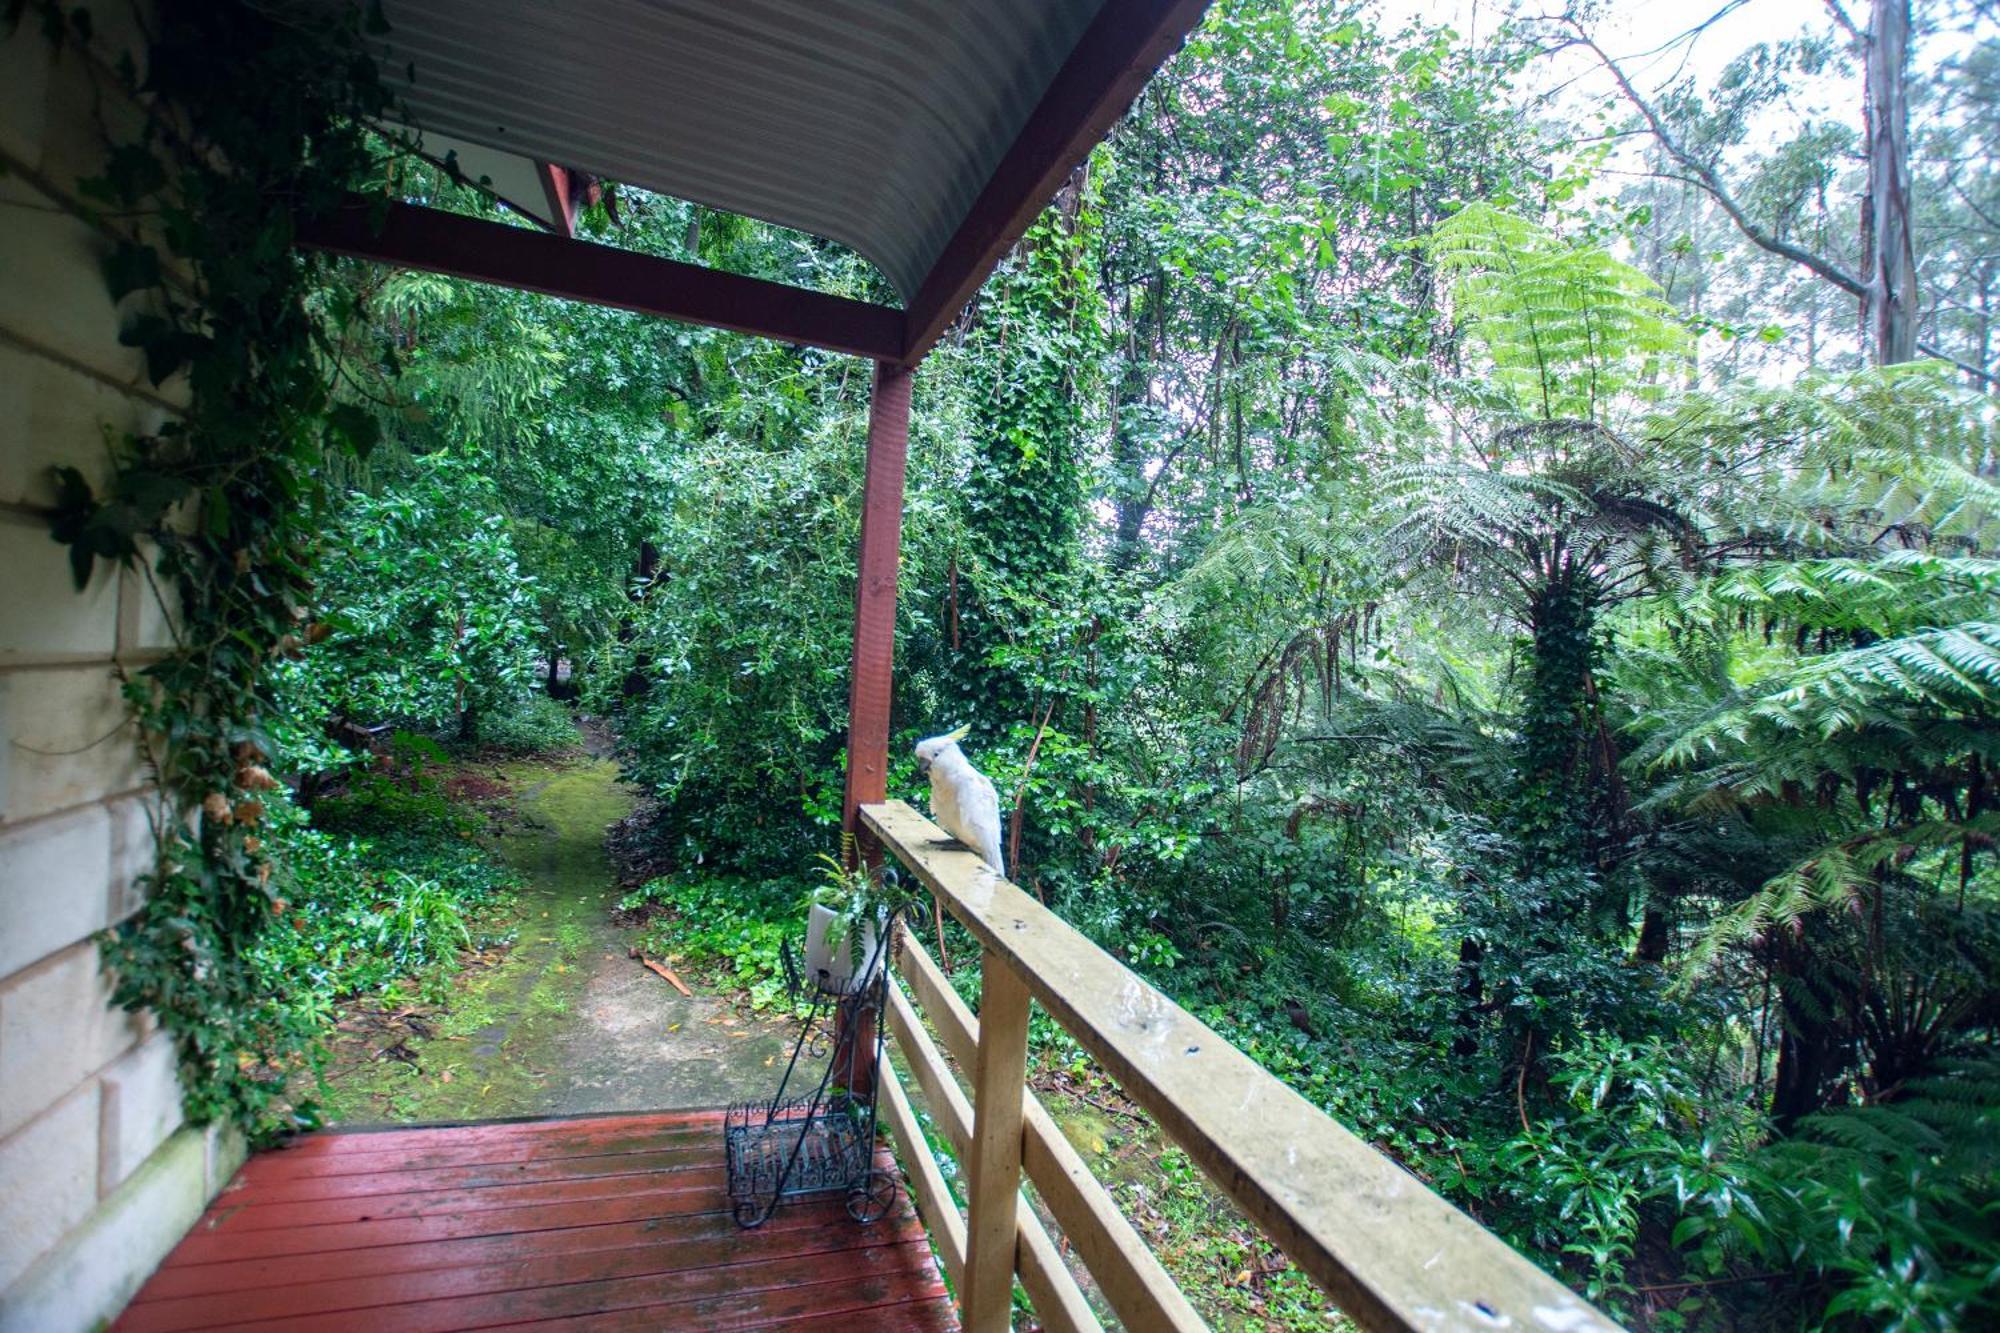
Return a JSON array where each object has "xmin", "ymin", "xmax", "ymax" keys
[
  {"xmin": 944, "ymin": 170, "xmax": 1109, "ymax": 730},
  {"xmin": 18, "ymin": 0, "xmax": 396, "ymax": 1130},
  {"xmin": 1512, "ymin": 572, "xmax": 1603, "ymax": 873}
]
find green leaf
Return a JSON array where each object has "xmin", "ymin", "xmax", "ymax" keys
[
  {"xmin": 325, "ymin": 402, "xmax": 381, "ymax": 458},
  {"xmin": 102, "ymin": 240, "xmax": 162, "ymax": 302}
]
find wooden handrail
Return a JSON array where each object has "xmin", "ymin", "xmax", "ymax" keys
[{"xmin": 863, "ymin": 799, "xmax": 1623, "ymax": 1333}]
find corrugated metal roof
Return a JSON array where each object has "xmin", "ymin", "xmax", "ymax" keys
[{"xmin": 370, "ymin": 0, "xmax": 1107, "ymax": 301}]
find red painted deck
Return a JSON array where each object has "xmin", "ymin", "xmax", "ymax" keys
[{"xmin": 114, "ymin": 1110, "xmax": 956, "ymax": 1331}]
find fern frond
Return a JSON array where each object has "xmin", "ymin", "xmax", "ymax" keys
[{"xmin": 1431, "ymin": 204, "xmax": 1692, "ymax": 422}]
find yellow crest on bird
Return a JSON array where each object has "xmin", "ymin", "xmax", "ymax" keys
[{"xmin": 943, "ymin": 724, "xmax": 970, "ymax": 743}]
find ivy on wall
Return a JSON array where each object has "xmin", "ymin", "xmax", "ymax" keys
[{"xmin": 15, "ymin": 0, "xmax": 395, "ymax": 1130}]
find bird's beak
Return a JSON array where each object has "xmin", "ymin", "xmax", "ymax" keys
[{"xmin": 915, "ymin": 756, "xmax": 930, "ymax": 776}]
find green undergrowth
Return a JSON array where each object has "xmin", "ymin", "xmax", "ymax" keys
[
  {"xmin": 619, "ymin": 873, "xmax": 802, "ymax": 1011},
  {"xmin": 473, "ymin": 695, "xmax": 585, "ymax": 755},
  {"xmin": 262, "ymin": 810, "xmax": 518, "ymax": 997},
  {"xmin": 255, "ymin": 778, "xmax": 522, "ymax": 1128}
]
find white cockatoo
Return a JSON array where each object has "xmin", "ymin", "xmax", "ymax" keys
[{"xmin": 914, "ymin": 725, "xmax": 1005, "ymax": 875}]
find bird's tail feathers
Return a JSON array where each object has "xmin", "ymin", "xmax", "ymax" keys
[{"xmin": 976, "ymin": 830, "xmax": 1005, "ymax": 878}]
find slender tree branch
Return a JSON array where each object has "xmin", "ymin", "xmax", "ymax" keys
[
  {"xmin": 1564, "ymin": 19, "xmax": 1868, "ymax": 301},
  {"xmin": 1821, "ymin": 0, "xmax": 1864, "ymax": 44},
  {"xmin": 1916, "ymin": 340, "xmax": 1998, "ymax": 386}
]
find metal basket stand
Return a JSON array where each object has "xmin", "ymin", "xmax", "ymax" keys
[{"xmin": 723, "ymin": 909, "xmax": 904, "ymax": 1228}]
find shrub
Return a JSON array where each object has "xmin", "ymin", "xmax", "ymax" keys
[
  {"xmin": 475, "ymin": 694, "xmax": 579, "ymax": 754},
  {"xmin": 309, "ymin": 732, "xmax": 471, "ymax": 835}
]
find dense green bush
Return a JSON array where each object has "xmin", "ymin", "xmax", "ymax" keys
[
  {"xmin": 473, "ymin": 695, "xmax": 580, "ymax": 754},
  {"xmin": 270, "ymin": 455, "xmax": 542, "ymax": 764},
  {"xmin": 308, "ymin": 733, "xmax": 469, "ymax": 836},
  {"xmin": 1733, "ymin": 1061, "xmax": 2000, "ymax": 1329}
]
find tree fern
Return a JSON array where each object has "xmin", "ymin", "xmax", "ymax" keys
[
  {"xmin": 1658, "ymin": 622, "xmax": 2000, "ymax": 768},
  {"xmin": 1745, "ymin": 1057, "xmax": 2000, "ymax": 1329},
  {"xmin": 1430, "ymin": 204, "xmax": 1691, "ymax": 422}
]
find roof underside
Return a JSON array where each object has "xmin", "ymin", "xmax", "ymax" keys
[{"xmin": 370, "ymin": 0, "xmax": 1105, "ymax": 302}]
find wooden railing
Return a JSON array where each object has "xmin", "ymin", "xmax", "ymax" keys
[{"xmin": 861, "ymin": 799, "xmax": 1623, "ymax": 1333}]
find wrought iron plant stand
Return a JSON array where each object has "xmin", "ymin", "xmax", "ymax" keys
[{"xmin": 723, "ymin": 902, "xmax": 914, "ymax": 1228}]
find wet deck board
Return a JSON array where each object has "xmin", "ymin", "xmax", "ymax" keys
[{"xmin": 115, "ymin": 1110, "xmax": 956, "ymax": 1332}]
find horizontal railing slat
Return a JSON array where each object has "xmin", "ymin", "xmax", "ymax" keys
[
  {"xmin": 878, "ymin": 1062, "xmax": 967, "ymax": 1285},
  {"xmin": 886, "ymin": 977, "xmax": 974, "ymax": 1143},
  {"xmin": 885, "ymin": 976, "xmax": 1100, "ymax": 1333},
  {"xmin": 864, "ymin": 800, "xmax": 1622, "ymax": 1333},
  {"xmin": 898, "ymin": 938, "xmax": 1206, "ymax": 1333},
  {"xmin": 1016, "ymin": 1190, "xmax": 1101, "ymax": 1333}
]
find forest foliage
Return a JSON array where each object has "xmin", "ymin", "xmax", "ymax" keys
[
  {"xmin": 34, "ymin": 0, "xmax": 2000, "ymax": 1327},
  {"xmin": 293, "ymin": 2, "xmax": 1998, "ymax": 1326}
]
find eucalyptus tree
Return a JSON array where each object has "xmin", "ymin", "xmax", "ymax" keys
[{"xmin": 1551, "ymin": 0, "xmax": 1998, "ymax": 385}]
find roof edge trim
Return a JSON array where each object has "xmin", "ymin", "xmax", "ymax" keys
[{"xmin": 903, "ymin": 0, "xmax": 1211, "ymax": 363}]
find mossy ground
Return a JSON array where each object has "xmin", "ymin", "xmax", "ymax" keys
[{"xmin": 319, "ymin": 750, "xmax": 790, "ymax": 1123}]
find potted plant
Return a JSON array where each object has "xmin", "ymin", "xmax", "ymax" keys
[{"xmin": 804, "ymin": 835, "xmax": 918, "ymax": 990}]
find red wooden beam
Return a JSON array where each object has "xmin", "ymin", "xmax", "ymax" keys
[
  {"xmin": 297, "ymin": 197, "xmax": 906, "ymax": 361},
  {"xmin": 841, "ymin": 361, "xmax": 914, "ymax": 846},
  {"xmin": 901, "ymin": 0, "xmax": 1211, "ymax": 363},
  {"xmin": 535, "ymin": 162, "xmax": 578, "ymax": 237}
]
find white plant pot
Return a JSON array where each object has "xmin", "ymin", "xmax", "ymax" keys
[{"xmin": 804, "ymin": 903, "xmax": 886, "ymax": 990}]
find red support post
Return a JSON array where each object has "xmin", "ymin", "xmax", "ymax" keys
[
  {"xmin": 535, "ymin": 162, "xmax": 578, "ymax": 237},
  {"xmin": 834, "ymin": 359, "xmax": 913, "ymax": 1103},
  {"xmin": 842, "ymin": 360, "xmax": 914, "ymax": 853}
]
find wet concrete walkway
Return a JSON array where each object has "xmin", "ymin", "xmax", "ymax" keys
[{"xmin": 325, "ymin": 747, "xmax": 791, "ymax": 1124}]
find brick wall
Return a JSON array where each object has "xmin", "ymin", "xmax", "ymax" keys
[{"xmin": 0, "ymin": 17, "xmax": 243, "ymax": 1331}]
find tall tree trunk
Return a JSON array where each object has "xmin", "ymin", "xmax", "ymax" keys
[
  {"xmin": 1110, "ymin": 279, "xmax": 1162, "ymax": 572},
  {"xmin": 1451, "ymin": 936, "xmax": 1484, "ymax": 1061},
  {"xmin": 1863, "ymin": 0, "xmax": 1918, "ymax": 365},
  {"xmin": 1635, "ymin": 903, "xmax": 1670, "ymax": 963},
  {"xmin": 1769, "ymin": 935, "xmax": 1851, "ymax": 1131},
  {"xmin": 620, "ymin": 540, "xmax": 660, "ymax": 699}
]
